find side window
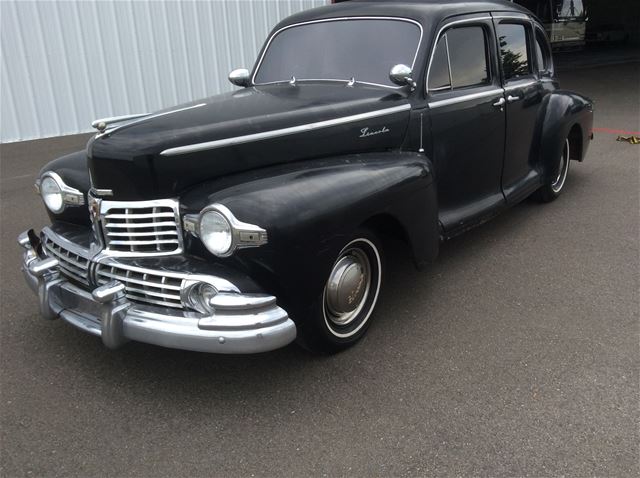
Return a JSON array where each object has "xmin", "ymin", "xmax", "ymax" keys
[
  {"xmin": 534, "ymin": 29, "xmax": 551, "ymax": 73},
  {"xmin": 497, "ymin": 23, "xmax": 531, "ymax": 80},
  {"xmin": 447, "ymin": 27, "xmax": 490, "ymax": 88},
  {"xmin": 428, "ymin": 25, "xmax": 490, "ymax": 92}
]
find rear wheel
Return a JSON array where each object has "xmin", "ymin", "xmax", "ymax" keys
[
  {"xmin": 534, "ymin": 137, "xmax": 570, "ymax": 202},
  {"xmin": 297, "ymin": 231, "xmax": 383, "ymax": 354}
]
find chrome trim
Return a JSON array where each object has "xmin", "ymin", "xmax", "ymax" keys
[
  {"xmin": 389, "ymin": 64, "xmax": 416, "ymax": 90},
  {"xmin": 20, "ymin": 231, "xmax": 296, "ymax": 354},
  {"xmin": 90, "ymin": 188, "xmax": 114, "ymax": 197},
  {"xmin": 426, "ymin": 16, "xmax": 492, "ymax": 93},
  {"xmin": 160, "ymin": 104, "xmax": 411, "ymax": 156},
  {"xmin": 252, "ymin": 16, "xmax": 424, "ymax": 90},
  {"xmin": 98, "ymin": 198, "xmax": 184, "ymax": 257},
  {"xmin": 491, "ymin": 14, "xmax": 530, "ymax": 20},
  {"xmin": 39, "ymin": 171, "xmax": 85, "ymax": 212},
  {"xmin": 228, "ymin": 68, "xmax": 250, "ymax": 87},
  {"xmin": 507, "ymin": 94, "xmax": 521, "ymax": 103},
  {"xmin": 504, "ymin": 80, "xmax": 538, "ymax": 90},
  {"xmin": 94, "ymin": 103, "xmax": 206, "ymax": 139},
  {"xmin": 428, "ymin": 89, "xmax": 504, "ymax": 109},
  {"xmin": 197, "ymin": 204, "xmax": 268, "ymax": 258},
  {"xmin": 444, "ymin": 33, "xmax": 453, "ymax": 89},
  {"xmin": 40, "ymin": 226, "xmax": 239, "ymax": 309}
]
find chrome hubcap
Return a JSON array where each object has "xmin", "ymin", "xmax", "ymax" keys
[
  {"xmin": 325, "ymin": 248, "xmax": 371, "ymax": 326},
  {"xmin": 552, "ymin": 139, "xmax": 570, "ymax": 193}
]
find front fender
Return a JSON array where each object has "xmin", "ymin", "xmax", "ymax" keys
[
  {"xmin": 180, "ymin": 153, "xmax": 438, "ymax": 315},
  {"xmin": 539, "ymin": 90, "xmax": 594, "ymax": 179}
]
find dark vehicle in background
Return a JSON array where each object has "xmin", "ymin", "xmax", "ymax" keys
[{"xmin": 19, "ymin": 0, "xmax": 593, "ymax": 355}]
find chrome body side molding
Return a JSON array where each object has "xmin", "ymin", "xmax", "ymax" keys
[{"xmin": 428, "ymin": 89, "xmax": 504, "ymax": 109}]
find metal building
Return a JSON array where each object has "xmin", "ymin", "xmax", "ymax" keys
[{"xmin": 0, "ymin": 0, "xmax": 327, "ymax": 143}]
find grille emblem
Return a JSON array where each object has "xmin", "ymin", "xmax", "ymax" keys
[{"xmin": 89, "ymin": 196, "xmax": 102, "ymax": 222}]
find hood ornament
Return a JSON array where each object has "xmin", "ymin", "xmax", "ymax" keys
[{"xmin": 91, "ymin": 113, "xmax": 150, "ymax": 134}]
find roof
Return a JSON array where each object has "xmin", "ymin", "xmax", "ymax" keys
[{"xmin": 275, "ymin": 0, "xmax": 530, "ymax": 31}]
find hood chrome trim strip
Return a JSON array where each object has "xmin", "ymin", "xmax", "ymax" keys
[{"xmin": 160, "ymin": 103, "xmax": 411, "ymax": 156}]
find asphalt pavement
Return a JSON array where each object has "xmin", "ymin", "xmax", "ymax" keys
[{"xmin": 1, "ymin": 62, "xmax": 638, "ymax": 477}]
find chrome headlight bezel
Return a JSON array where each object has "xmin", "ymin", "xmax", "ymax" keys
[
  {"xmin": 36, "ymin": 171, "xmax": 85, "ymax": 214},
  {"xmin": 184, "ymin": 203, "xmax": 268, "ymax": 258}
]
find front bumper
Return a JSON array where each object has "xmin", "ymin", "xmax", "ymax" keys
[{"xmin": 18, "ymin": 230, "xmax": 296, "ymax": 354}]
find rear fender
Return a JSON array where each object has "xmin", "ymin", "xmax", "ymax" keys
[{"xmin": 539, "ymin": 91, "xmax": 594, "ymax": 180}]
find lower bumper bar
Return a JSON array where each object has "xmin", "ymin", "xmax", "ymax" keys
[{"xmin": 19, "ymin": 231, "xmax": 296, "ymax": 354}]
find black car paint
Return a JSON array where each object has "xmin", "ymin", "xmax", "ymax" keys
[
  {"xmin": 179, "ymin": 154, "xmax": 438, "ymax": 314},
  {"xmin": 39, "ymin": 0, "xmax": 593, "ymax": 319},
  {"xmin": 88, "ymin": 85, "xmax": 410, "ymax": 200}
]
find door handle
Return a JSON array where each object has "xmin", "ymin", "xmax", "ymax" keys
[
  {"xmin": 492, "ymin": 97, "xmax": 506, "ymax": 108},
  {"xmin": 507, "ymin": 95, "xmax": 521, "ymax": 103}
]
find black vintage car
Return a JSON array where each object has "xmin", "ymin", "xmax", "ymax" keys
[{"xmin": 19, "ymin": 0, "xmax": 593, "ymax": 354}]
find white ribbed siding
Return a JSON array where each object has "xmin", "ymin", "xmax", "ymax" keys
[{"xmin": 0, "ymin": 0, "xmax": 328, "ymax": 143}]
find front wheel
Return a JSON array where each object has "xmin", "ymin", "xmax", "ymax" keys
[
  {"xmin": 297, "ymin": 231, "xmax": 383, "ymax": 354},
  {"xmin": 534, "ymin": 137, "xmax": 570, "ymax": 202}
]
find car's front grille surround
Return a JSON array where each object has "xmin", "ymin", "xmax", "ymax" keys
[
  {"xmin": 99, "ymin": 199, "xmax": 183, "ymax": 256},
  {"xmin": 41, "ymin": 227, "xmax": 187, "ymax": 310}
]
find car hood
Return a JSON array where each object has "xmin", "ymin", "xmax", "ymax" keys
[{"xmin": 88, "ymin": 83, "xmax": 411, "ymax": 200}]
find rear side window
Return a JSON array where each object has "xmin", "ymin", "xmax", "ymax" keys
[
  {"xmin": 428, "ymin": 25, "xmax": 490, "ymax": 92},
  {"xmin": 497, "ymin": 23, "xmax": 531, "ymax": 80}
]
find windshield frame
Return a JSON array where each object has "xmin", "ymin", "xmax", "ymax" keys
[{"xmin": 251, "ymin": 16, "xmax": 424, "ymax": 89}]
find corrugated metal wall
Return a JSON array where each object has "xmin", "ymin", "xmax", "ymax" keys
[{"xmin": 0, "ymin": 0, "xmax": 328, "ymax": 143}]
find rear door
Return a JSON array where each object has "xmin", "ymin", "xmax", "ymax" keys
[{"xmin": 493, "ymin": 14, "xmax": 545, "ymax": 203}]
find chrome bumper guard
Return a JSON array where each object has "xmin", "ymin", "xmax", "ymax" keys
[{"xmin": 18, "ymin": 230, "xmax": 296, "ymax": 354}]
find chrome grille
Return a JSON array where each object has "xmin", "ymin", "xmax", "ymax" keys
[
  {"xmin": 42, "ymin": 235, "xmax": 91, "ymax": 287},
  {"xmin": 100, "ymin": 199, "xmax": 182, "ymax": 255},
  {"xmin": 95, "ymin": 263, "xmax": 183, "ymax": 309}
]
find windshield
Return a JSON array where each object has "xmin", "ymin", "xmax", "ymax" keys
[{"xmin": 253, "ymin": 19, "xmax": 422, "ymax": 88}]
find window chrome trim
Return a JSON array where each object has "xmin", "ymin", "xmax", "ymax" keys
[
  {"xmin": 160, "ymin": 104, "xmax": 411, "ymax": 156},
  {"xmin": 491, "ymin": 13, "xmax": 530, "ymax": 21},
  {"xmin": 251, "ymin": 16, "xmax": 424, "ymax": 90},
  {"xmin": 425, "ymin": 16, "xmax": 492, "ymax": 94},
  {"xmin": 427, "ymin": 88, "xmax": 504, "ymax": 109}
]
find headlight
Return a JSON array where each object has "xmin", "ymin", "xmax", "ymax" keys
[
  {"xmin": 37, "ymin": 171, "xmax": 85, "ymax": 213},
  {"xmin": 199, "ymin": 210, "xmax": 233, "ymax": 256},
  {"xmin": 184, "ymin": 204, "xmax": 268, "ymax": 258},
  {"xmin": 41, "ymin": 176, "xmax": 64, "ymax": 213}
]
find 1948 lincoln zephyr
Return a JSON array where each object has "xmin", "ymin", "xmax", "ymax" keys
[{"xmin": 19, "ymin": 0, "xmax": 593, "ymax": 354}]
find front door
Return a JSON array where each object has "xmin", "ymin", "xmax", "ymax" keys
[
  {"xmin": 425, "ymin": 15, "xmax": 506, "ymax": 236},
  {"xmin": 494, "ymin": 17, "xmax": 545, "ymax": 203}
]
